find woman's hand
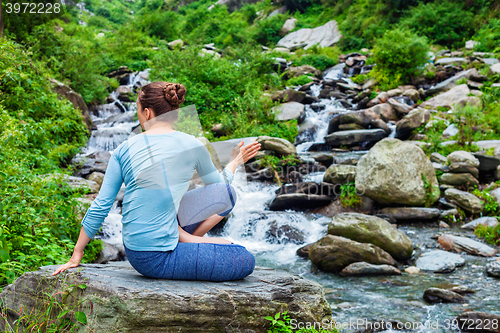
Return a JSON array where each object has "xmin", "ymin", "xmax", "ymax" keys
[
  {"xmin": 230, "ymin": 141, "xmax": 261, "ymax": 166},
  {"xmin": 52, "ymin": 249, "xmax": 84, "ymax": 276}
]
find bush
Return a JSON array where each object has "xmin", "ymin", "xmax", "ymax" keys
[
  {"xmin": 370, "ymin": 28, "xmax": 429, "ymax": 90},
  {"xmin": 473, "ymin": 18, "xmax": 500, "ymax": 52},
  {"xmin": 399, "ymin": 1, "xmax": 474, "ymax": 48}
]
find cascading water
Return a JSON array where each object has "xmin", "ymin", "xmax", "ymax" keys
[{"xmin": 86, "ymin": 66, "xmax": 499, "ymax": 333}]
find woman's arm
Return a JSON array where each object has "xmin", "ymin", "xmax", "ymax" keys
[{"xmin": 52, "ymin": 152, "xmax": 124, "ymax": 275}]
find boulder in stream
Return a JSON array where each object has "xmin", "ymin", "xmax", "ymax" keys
[
  {"xmin": 324, "ymin": 129, "xmax": 387, "ymax": 147},
  {"xmin": 256, "ymin": 136, "xmax": 296, "ymax": 156},
  {"xmin": 0, "ymin": 262, "xmax": 331, "ymax": 333},
  {"xmin": 456, "ymin": 312, "xmax": 500, "ymax": 333},
  {"xmin": 423, "ymin": 288, "xmax": 466, "ymax": 303},
  {"xmin": 339, "ymin": 262, "xmax": 401, "ymax": 276},
  {"xmin": 378, "ymin": 207, "xmax": 441, "ymax": 221},
  {"xmin": 308, "ymin": 235, "xmax": 397, "ymax": 273},
  {"xmin": 327, "ymin": 213, "xmax": 413, "ymax": 261},
  {"xmin": 269, "ymin": 193, "xmax": 332, "ymax": 211},
  {"xmin": 395, "ymin": 108, "xmax": 430, "ymax": 139},
  {"xmin": 416, "ymin": 250, "xmax": 465, "ymax": 273},
  {"xmin": 438, "ymin": 234, "xmax": 497, "ymax": 257},
  {"xmin": 485, "ymin": 261, "xmax": 500, "ymax": 278},
  {"xmin": 323, "ymin": 164, "xmax": 356, "ymax": 185},
  {"xmin": 355, "ymin": 138, "xmax": 440, "ymax": 206}
]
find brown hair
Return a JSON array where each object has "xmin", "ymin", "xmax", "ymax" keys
[{"xmin": 138, "ymin": 81, "xmax": 186, "ymax": 117}]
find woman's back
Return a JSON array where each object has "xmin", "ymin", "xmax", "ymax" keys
[{"xmin": 81, "ymin": 131, "xmax": 233, "ymax": 252}]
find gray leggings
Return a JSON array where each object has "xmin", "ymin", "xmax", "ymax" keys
[{"xmin": 177, "ymin": 182, "xmax": 237, "ymax": 234}]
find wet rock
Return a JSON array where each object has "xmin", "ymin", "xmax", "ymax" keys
[
  {"xmin": 327, "ymin": 213, "xmax": 413, "ymax": 261},
  {"xmin": 312, "ymin": 196, "xmax": 375, "ymax": 217},
  {"xmin": 339, "ymin": 262, "xmax": 401, "ymax": 276},
  {"xmin": 423, "ymin": 288, "xmax": 466, "ymax": 303},
  {"xmin": 421, "ymin": 84, "xmax": 471, "ymax": 109},
  {"xmin": 269, "ymin": 194, "xmax": 332, "ymax": 211},
  {"xmin": 395, "ymin": 108, "xmax": 431, "ymax": 139},
  {"xmin": 338, "ymin": 123, "xmax": 364, "ymax": 131},
  {"xmin": 297, "ymin": 243, "xmax": 314, "ymax": 258},
  {"xmin": 431, "ymin": 152, "xmax": 448, "ymax": 164},
  {"xmin": 323, "ymin": 165, "xmax": 356, "ymax": 185},
  {"xmin": 439, "ymin": 173, "xmax": 479, "ymax": 188},
  {"xmin": 403, "ymin": 89, "xmax": 420, "ymax": 102},
  {"xmin": 0, "ymin": 262, "xmax": 331, "ymax": 333},
  {"xmin": 366, "ymin": 92, "xmax": 389, "ymax": 108},
  {"xmin": 272, "ymin": 90, "xmax": 306, "ymax": 103},
  {"xmin": 461, "ymin": 217, "xmax": 499, "ymax": 230},
  {"xmin": 277, "ymin": 20, "xmax": 342, "ymax": 50},
  {"xmin": 456, "ymin": 312, "xmax": 500, "ymax": 333},
  {"xmin": 256, "ymin": 136, "xmax": 296, "ymax": 156},
  {"xmin": 324, "ymin": 129, "xmax": 387, "ymax": 147},
  {"xmin": 448, "ymin": 163, "xmax": 479, "ymax": 178},
  {"xmin": 88, "ymin": 171, "xmax": 105, "ymax": 187},
  {"xmin": 116, "ymin": 85, "xmax": 134, "ymax": 102},
  {"xmin": 439, "ymin": 221, "xmax": 451, "ymax": 228},
  {"xmin": 405, "ymin": 266, "xmax": 420, "ymax": 274},
  {"xmin": 94, "ymin": 241, "xmax": 126, "ymax": 264},
  {"xmin": 339, "ymin": 111, "xmax": 370, "ymax": 128},
  {"xmin": 378, "ymin": 207, "xmax": 441, "ymax": 221},
  {"xmin": 308, "ymin": 235, "xmax": 397, "ymax": 273},
  {"xmin": 426, "ymin": 68, "xmax": 477, "ymax": 95},
  {"xmin": 388, "ymin": 98, "xmax": 413, "ymax": 114},
  {"xmin": 438, "ymin": 234, "xmax": 497, "ymax": 257},
  {"xmin": 416, "ymin": 250, "xmax": 465, "ymax": 273},
  {"xmin": 363, "ymin": 103, "xmax": 397, "ymax": 122},
  {"xmin": 355, "ymin": 139, "xmax": 440, "ymax": 206},
  {"xmin": 247, "ymin": 168, "xmax": 275, "ymax": 182},
  {"xmin": 444, "ymin": 188, "xmax": 483, "ymax": 213},
  {"xmin": 266, "ymin": 221, "xmax": 305, "ymax": 244},
  {"xmin": 473, "ymin": 152, "xmax": 500, "ymax": 171},
  {"xmin": 485, "ymin": 261, "xmax": 500, "ymax": 277}
]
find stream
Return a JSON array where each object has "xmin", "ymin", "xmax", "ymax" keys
[{"xmin": 79, "ymin": 66, "xmax": 500, "ymax": 333}]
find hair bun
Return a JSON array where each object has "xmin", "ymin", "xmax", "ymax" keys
[{"xmin": 163, "ymin": 82, "xmax": 186, "ymax": 108}]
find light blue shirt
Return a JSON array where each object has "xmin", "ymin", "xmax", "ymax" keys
[{"xmin": 81, "ymin": 131, "xmax": 234, "ymax": 251}]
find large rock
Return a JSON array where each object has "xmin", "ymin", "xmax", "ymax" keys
[
  {"xmin": 323, "ymin": 164, "xmax": 356, "ymax": 185},
  {"xmin": 489, "ymin": 63, "xmax": 500, "ymax": 75},
  {"xmin": 327, "ymin": 213, "xmax": 413, "ymax": 261},
  {"xmin": 363, "ymin": 103, "xmax": 397, "ymax": 122},
  {"xmin": 49, "ymin": 78, "xmax": 92, "ymax": 133},
  {"xmin": 426, "ymin": 68, "xmax": 477, "ymax": 95},
  {"xmin": 423, "ymin": 288, "xmax": 466, "ymax": 303},
  {"xmin": 0, "ymin": 262, "xmax": 331, "ymax": 333},
  {"xmin": 461, "ymin": 217, "xmax": 499, "ymax": 230},
  {"xmin": 324, "ymin": 129, "xmax": 387, "ymax": 147},
  {"xmin": 438, "ymin": 234, "xmax": 497, "ymax": 257},
  {"xmin": 285, "ymin": 65, "xmax": 322, "ymax": 79},
  {"xmin": 456, "ymin": 312, "xmax": 500, "ymax": 333},
  {"xmin": 271, "ymin": 90, "xmax": 306, "ymax": 103},
  {"xmin": 421, "ymin": 84, "xmax": 470, "ymax": 109},
  {"xmin": 485, "ymin": 261, "xmax": 500, "ymax": 278},
  {"xmin": 378, "ymin": 207, "xmax": 441, "ymax": 221},
  {"xmin": 387, "ymin": 98, "xmax": 413, "ymax": 114},
  {"xmin": 473, "ymin": 152, "xmax": 500, "ymax": 171},
  {"xmin": 277, "ymin": 20, "xmax": 342, "ymax": 50},
  {"xmin": 416, "ymin": 250, "xmax": 465, "ymax": 273},
  {"xmin": 308, "ymin": 235, "xmax": 397, "ymax": 273},
  {"xmin": 272, "ymin": 102, "xmax": 305, "ymax": 121},
  {"xmin": 339, "ymin": 262, "xmax": 401, "ymax": 276},
  {"xmin": 269, "ymin": 194, "xmax": 332, "ymax": 211},
  {"xmin": 444, "ymin": 188, "xmax": 483, "ymax": 213},
  {"xmin": 281, "ymin": 17, "xmax": 297, "ymax": 34},
  {"xmin": 355, "ymin": 139, "xmax": 440, "ymax": 206},
  {"xmin": 448, "ymin": 162, "xmax": 479, "ymax": 178},
  {"xmin": 256, "ymin": 136, "xmax": 296, "ymax": 156},
  {"xmin": 395, "ymin": 108, "xmax": 431, "ymax": 139}
]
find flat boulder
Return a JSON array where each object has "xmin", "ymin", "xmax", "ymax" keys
[
  {"xmin": 426, "ymin": 68, "xmax": 477, "ymax": 95},
  {"xmin": 308, "ymin": 235, "xmax": 397, "ymax": 273},
  {"xmin": 444, "ymin": 188, "xmax": 483, "ymax": 213},
  {"xmin": 447, "ymin": 150, "xmax": 480, "ymax": 167},
  {"xmin": 269, "ymin": 193, "xmax": 332, "ymax": 211},
  {"xmin": 439, "ymin": 173, "xmax": 479, "ymax": 188},
  {"xmin": 327, "ymin": 213, "xmax": 413, "ymax": 261},
  {"xmin": 0, "ymin": 262, "xmax": 331, "ymax": 333},
  {"xmin": 421, "ymin": 84, "xmax": 470, "ymax": 109},
  {"xmin": 473, "ymin": 152, "xmax": 500, "ymax": 171},
  {"xmin": 277, "ymin": 20, "xmax": 342, "ymax": 50},
  {"xmin": 378, "ymin": 207, "xmax": 441, "ymax": 221},
  {"xmin": 256, "ymin": 136, "xmax": 296, "ymax": 156},
  {"xmin": 272, "ymin": 101, "xmax": 305, "ymax": 121},
  {"xmin": 416, "ymin": 250, "xmax": 465, "ymax": 273},
  {"xmin": 324, "ymin": 129, "xmax": 387, "ymax": 147},
  {"xmin": 339, "ymin": 262, "xmax": 401, "ymax": 276},
  {"xmin": 355, "ymin": 138, "xmax": 440, "ymax": 206},
  {"xmin": 461, "ymin": 217, "xmax": 499, "ymax": 230},
  {"xmin": 438, "ymin": 234, "xmax": 497, "ymax": 257},
  {"xmin": 448, "ymin": 162, "xmax": 479, "ymax": 178}
]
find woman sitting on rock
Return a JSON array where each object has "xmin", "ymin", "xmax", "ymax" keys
[{"xmin": 53, "ymin": 81, "xmax": 260, "ymax": 281}]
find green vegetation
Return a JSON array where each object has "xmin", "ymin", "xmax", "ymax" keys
[
  {"xmin": 339, "ymin": 182, "xmax": 362, "ymax": 208},
  {"xmin": 0, "ymin": 39, "xmax": 102, "ymax": 288},
  {"xmin": 472, "ymin": 188, "xmax": 500, "ymax": 216},
  {"xmin": 256, "ymin": 154, "xmax": 301, "ymax": 185},
  {"xmin": 475, "ymin": 224, "xmax": 500, "ymax": 246},
  {"xmin": 370, "ymin": 28, "xmax": 429, "ymax": 90}
]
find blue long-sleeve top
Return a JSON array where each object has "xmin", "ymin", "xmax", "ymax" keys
[{"xmin": 80, "ymin": 131, "xmax": 234, "ymax": 251}]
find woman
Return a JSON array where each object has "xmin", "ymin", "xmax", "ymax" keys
[{"xmin": 53, "ymin": 81, "xmax": 261, "ymax": 281}]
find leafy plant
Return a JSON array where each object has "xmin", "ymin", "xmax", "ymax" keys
[
  {"xmin": 475, "ymin": 224, "xmax": 500, "ymax": 245},
  {"xmin": 339, "ymin": 182, "xmax": 362, "ymax": 208},
  {"xmin": 264, "ymin": 311, "xmax": 339, "ymax": 333},
  {"xmin": 472, "ymin": 188, "xmax": 500, "ymax": 216}
]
